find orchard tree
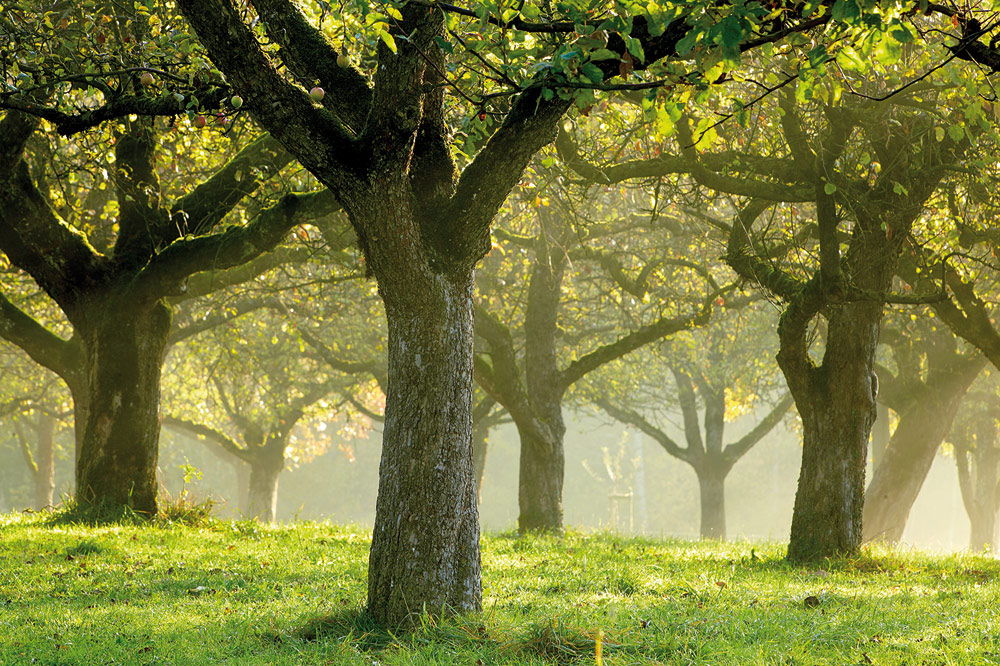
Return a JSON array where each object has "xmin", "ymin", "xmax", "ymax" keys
[
  {"xmin": 0, "ymin": 4, "xmax": 354, "ymax": 515},
  {"xmin": 0, "ymin": 0, "xmax": 971, "ymax": 623},
  {"xmin": 476, "ymin": 174, "xmax": 727, "ymax": 532},
  {"xmin": 863, "ymin": 310, "xmax": 984, "ymax": 543},
  {"xmin": 593, "ymin": 302, "xmax": 793, "ymax": 540},
  {"xmin": 950, "ymin": 371, "xmax": 1000, "ymax": 552}
]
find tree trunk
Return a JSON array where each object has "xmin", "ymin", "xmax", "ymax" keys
[
  {"xmin": 863, "ymin": 361, "xmax": 980, "ymax": 543},
  {"xmin": 964, "ymin": 428, "xmax": 1000, "ymax": 552},
  {"xmin": 784, "ymin": 301, "xmax": 880, "ymax": 562},
  {"xmin": 518, "ymin": 211, "xmax": 568, "ymax": 533},
  {"xmin": 517, "ymin": 420, "xmax": 565, "ymax": 532},
  {"xmin": 367, "ymin": 271, "xmax": 481, "ymax": 626},
  {"xmin": 235, "ymin": 460, "xmax": 251, "ymax": 516},
  {"xmin": 245, "ymin": 459, "xmax": 282, "ymax": 522},
  {"xmin": 34, "ymin": 414, "xmax": 56, "ymax": 510},
  {"xmin": 472, "ymin": 419, "xmax": 489, "ymax": 506},
  {"xmin": 696, "ymin": 465, "xmax": 727, "ymax": 540},
  {"xmin": 969, "ymin": 502, "xmax": 1000, "ymax": 552},
  {"xmin": 75, "ymin": 298, "xmax": 170, "ymax": 516}
]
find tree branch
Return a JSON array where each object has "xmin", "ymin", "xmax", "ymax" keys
[
  {"xmin": 0, "ymin": 289, "xmax": 79, "ymax": 379},
  {"xmin": 722, "ymin": 392, "xmax": 793, "ymax": 465},
  {"xmin": 595, "ymin": 398, "xmax": 690, "ymax": 463},
  {"xmin": 163, "ymin": 414, "xmax": 250, "ymax": 462},
  {"xmin": 133, "ymin": 191, "xmax": 322, "ymax": 304},
  {"xmin": 248, "ymin": 0, "xmax": 372, "ymax": 134},
  {"xmin": 559, "ymin": 295, "xmax": 718, "ymax": 390},
  {"xmin": 169, "ymin": 134, "xmax": 294, "ymax": 238}
]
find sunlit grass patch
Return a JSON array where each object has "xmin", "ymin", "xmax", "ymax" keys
[{"xmin": 3, "ymin": 513, "xmax": 1000, "ymax": 664}]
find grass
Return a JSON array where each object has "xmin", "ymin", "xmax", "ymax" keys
[{"xmin": 2, "ymin": 513, "xmax": 1000, "ymax": 665}]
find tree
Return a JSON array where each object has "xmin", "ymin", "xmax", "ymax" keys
[
  {"xmin": 476, "ymin": 179, "xmax": 722, "ymax": 533},
  {"xmin": 593, "ymin": 304, "xmax": 792, "ymax": 540},
  {"xmin": 951, "ymin": 373, "xmax": 1000, "ymax": 552},
  {"xmin": 0, "ymin": 2, "xmax": 358, "ymax": 514},
  {"xmin": 12, "ymin": 0, "xmax": 955, "ymax": 623},
  {"xmin": 863, "ymin": 312, "xmax": 984, "ymax": 543}
]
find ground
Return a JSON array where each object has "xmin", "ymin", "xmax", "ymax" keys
[{"xmin": 1, "ymin": 513, "xmax": 998, "ymax": 665}]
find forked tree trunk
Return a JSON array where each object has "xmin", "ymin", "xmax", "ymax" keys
[
  {"xmin": 367, "ymin": 271, "xmax": 481, "ymax": 626},
  {"xmin": 517, "ymin": 419, "xmax": 565, "ymax": 532},
  {"xmin": 75, "ymin": 298, "xmax": 170, "ymax": 516},
  {"xmin": 863, "ymin": 362, "xmax": 980, "ymax": 543},
  {"xmin": 34, "ymin": 414, "xmax": 56, "ymax": 509},
  {"xmin": 784, "ymin": 301, "xmax": 880, "ymax": 562},
  {"xmin": 696, "ymin": 465, "xmax": 727, "ymax": 540}
]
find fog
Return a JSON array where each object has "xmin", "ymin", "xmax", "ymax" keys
[{"xmin": 106, "ymin": 408, "xmax": 973, "ymax": 553}]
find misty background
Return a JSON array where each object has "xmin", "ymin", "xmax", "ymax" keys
[{"xmin": 0, "ymin": 408, "xmax": 968, "ymax": 551}]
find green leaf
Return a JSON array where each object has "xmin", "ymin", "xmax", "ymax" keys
[
  {"xmin": 379, "ymin": 29, "xmax": 397, "ymax": 53},
  {"xmin": 718, "ymin": 17, "xmax": 742, "ymax": 52},
  {"xmin": 589, "ymin": 49, "xmax": 619, "ymax": 61},
  {"xmin": 831, "ymin": 0, "xmax": 861, "ymax": 23},
  {"xmin": 676, "ymin": 30, "xmax": 698, "ymax": 56},
  {"xmin": 581, "ymin": 62, "xmax": 604, "ymax": 84},
  {"xmin": 835, "ymin": 46, "xmax": 866, "ymax": 72},
  {"xmin": 625, "ymin": 36, "xmax": 645, "ymax": 62}
]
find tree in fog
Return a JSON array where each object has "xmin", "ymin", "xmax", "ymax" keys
[
  {"xmin": 162, "ymin": 238, "xmax": 378, "ymax": 522},
  {"xmin": 5, "ymin": 0, "xmax": 990, "ymax": 625},
  {"xmin": 0, "ymin": 343, "xmax": 70, "ymax": 509},
  {"xmin": 564, "ymin": 67, "xmax": 973, "ymax": 559},
  {"xmin": 0, "ymin": 3, "xmax": 353, "ymax": 514},
  {"xmin": 863, "ymin": 311, "xmax": 984, "ymax": 544},
  {"xmin": 591, "ymin": 301, "xmax": 792, "ymax": 539},
  {"xmin": 476, "ymin": 173, "xmax": 724, "ymax": 533},
  {"xmin": 950, "ymin": 370, "xmax": 1000, "ymax": 552}
]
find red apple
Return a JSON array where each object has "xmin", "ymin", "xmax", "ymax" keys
[
  {"xmin": 193, "ymin": 115, "xmax": 207, "ymax": 128},
  {"xmin": 309, "ymin": 86, "xmax": 325, "ymax": 102}
]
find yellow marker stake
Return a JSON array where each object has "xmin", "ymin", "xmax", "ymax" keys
[{"xmin": 595, "ymin": 628, "xmax": 603, "ymax": 666}]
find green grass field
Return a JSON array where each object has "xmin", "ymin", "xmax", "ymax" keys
[{"xmin": 2, "ymin": 512, "xmax": 999, "ymax": 665}]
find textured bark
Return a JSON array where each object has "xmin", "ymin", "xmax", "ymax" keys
[
  {"xmin": 863, "ymin": 355, "xmax": 983, "ymax": 543},
  {"xmin": 517, "ymin": 421, "xmax": 566, "ymax": 532},
  {"xmin": 367, "ymin": 270, "xmax": 481, "ymax": 626},
  {"xmin": 782, "ymin": 292, "xmax": 884, "ymax": 562},
  {"xmin": 75, "ymin": 296, "xmax": 171, "ymax": 515}
]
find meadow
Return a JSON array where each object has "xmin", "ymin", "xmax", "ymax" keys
[{"xmin": 1, "ymin": 512, "xmax": 999, "ymax": 665}]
